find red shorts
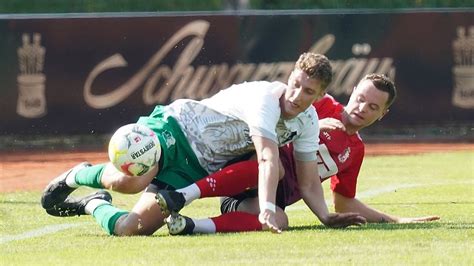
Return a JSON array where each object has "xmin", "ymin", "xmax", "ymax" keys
[
  {"xmin": 278, "ymin": 145, "xmax": 302, "ymax": 207},
  {"xmin": 219, "ymin": 145, "xmax": 303, "ymax": 214}
]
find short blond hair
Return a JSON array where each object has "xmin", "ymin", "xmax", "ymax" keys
[{"xmin": 295, "ymin": 53, "xmax": 333, "ymax": 90}]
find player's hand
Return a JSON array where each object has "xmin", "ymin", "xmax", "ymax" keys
[
  {"xmin": 322, "ymin": 212, "xmax": 367, "ymax": 228},
  {"xmin": 319, "ymin": 118, "xmax": 346, "ymax": 132},
  {"xmin": 396, "ymin": 216, "xmax": 440, "ymax": 223},
  {"xmin": 259, "ymin": 210, "xmax": 282, "ymax": 234}
]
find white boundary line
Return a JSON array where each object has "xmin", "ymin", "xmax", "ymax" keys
[
  {"xmin": 356, "ymin": 183, "xmax": 421, "ymax": 200},
  {"xmin": 286, "ymin": 181, "xmax": 473, "ymax": 211},
  {"xmin": 0, "ymin": 222, "xmax": 88, "ymax": 244},
  {"xmin": 3, "ymin": 181, "xmax": 472, "ymax": 244},
  {"xmin": 286, "ymin": 183, "xmax": 421, "ymax": 211}
]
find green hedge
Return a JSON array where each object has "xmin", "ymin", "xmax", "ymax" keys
[
  {"xmin": 0, "ymin": 0, "xmax": 472, "ymax": 13},
  {"xmin": 0, "ymin": 0, "xmax": 223, "ymax": 13}
]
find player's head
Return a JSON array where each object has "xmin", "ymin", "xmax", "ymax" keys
[
  {"xmin": 344, "ymin": 73, "xmax": 397, "ymax": 129},
  {"xmin": 281, "ymin": 53, "xmax": 333, "ymax": 119}
]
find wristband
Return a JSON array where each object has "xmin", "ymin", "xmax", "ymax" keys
[{"xmin": 264, "ymin": 201, "xmax": 277, "ymax": 213}]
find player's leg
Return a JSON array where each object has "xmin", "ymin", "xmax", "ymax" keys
[
  {"xmin": 45, "ymin": 190, "xmax": 113, "ymax": 217},
  {"xmin": 156, "ymin": 157, "xmax": 285, "ymax": 215},
  {"xmin": 87, "ymin": 179, "xmax": 168, "ymax": 236},
  {"xmin": 166, "ymin": 198, "xmax": 288, "ymax": 235},
  {"xmin": 112, "ymin": 191, "xmax": 165, "ymax": 236},
  {"xmin": 41, "ymin": 162, "xmax": 91, "ymax": 209},
  {"xmin": 100, "ymin": 163, "xmax": 157, "ymax": 193},
  {"xmin": 41, "ymin": 161, "xmax": 156, "ymax": 210},
  {"xmin": 156, "ymin": 160, "xmax": 258, "ymax": 215}
]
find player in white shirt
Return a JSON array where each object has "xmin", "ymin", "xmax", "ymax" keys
[
  {"xmin": 161, "ymin": 74, "xmax": 438, "ymax": 235},
  {"xmin": 42, "ymin": 53, "xmax": 363, "ymax": 236}
]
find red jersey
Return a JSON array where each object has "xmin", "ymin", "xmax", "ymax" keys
[{"xmin": 278, "ymin": 94, "xmax": 365, "ymax": 207}]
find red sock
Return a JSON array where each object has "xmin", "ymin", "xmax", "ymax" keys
[
  {"xmin": 211, "ymin": 211, "xmax": 262, "ymax": 232},
  {"xmin": 197, "ymin": 160, "xmax": 258, "ymax": 198}
]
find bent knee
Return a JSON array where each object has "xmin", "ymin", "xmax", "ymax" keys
[{"xmin": 113, "ymin": 214, "xmax": 155, "ymax": 236}]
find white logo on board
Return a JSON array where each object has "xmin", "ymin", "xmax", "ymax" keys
[
  {"xmin": 17, "ymin": 33, "xmax": 47, "ymax": 118},
  {"xmin": 452, "ymin": 26, "xmax": 474, "ymax": 109}
]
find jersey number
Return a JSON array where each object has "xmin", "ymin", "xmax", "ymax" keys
[{"xmin": 316, "ymin": 144, "xmax": 338, "ymax": 180}]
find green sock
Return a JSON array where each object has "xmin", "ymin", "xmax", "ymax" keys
[
  {"xmin": 92, "ymin": 204, "xmax": 128, "ymax": 235},
  {"xmin": 75, "ymin": 164, "xmax": 106, "ymax": 188}
]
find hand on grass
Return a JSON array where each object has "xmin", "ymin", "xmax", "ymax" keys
[
  {"xmin": 322, "ymin": 212, "xmax": 367, "ymax": 228},
  {"xmin": 259, "ymin": 210, "xmax": 282, "ymax": 234}
]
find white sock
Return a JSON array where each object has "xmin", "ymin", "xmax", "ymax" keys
[
  {"xmin": 65, "ymin": 173, "xmax": 79, "ymax": 188},
  {"xmin": 176, "ymin": 184, "xmax": 201, "ymax": 206},
  {"xmin": 193, "ymin": 218, "xmax": 216, "ymax": 234},
  {"xmin": 84, "ymin": 199, "xmax": 110, "ymax": 215}
]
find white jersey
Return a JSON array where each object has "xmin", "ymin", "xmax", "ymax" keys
[{"xmin": 165, "ymin": 81, "xmax": 319, "ymax": 173}]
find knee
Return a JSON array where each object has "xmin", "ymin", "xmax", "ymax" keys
[{"xmin": 113, "ymin": 214, "xmax": 154, "ymax": 236}]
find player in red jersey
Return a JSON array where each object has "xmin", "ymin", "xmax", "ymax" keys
[{"xmin": 161, "ymin": 73, "xmax": 440, "ymax": 235}]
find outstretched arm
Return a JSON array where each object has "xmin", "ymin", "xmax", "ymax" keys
[
  {"xmin": 333, "ymin": 191, "xmax": 440, "ymax": 223},
  {"xmin": 296, "ymin": 159, "xmax": 366, "ymax": 228},
  {"xmin": 251, "ymin": 135, "xmax": 282, "ymax": 233}
]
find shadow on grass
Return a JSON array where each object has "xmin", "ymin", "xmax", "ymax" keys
[
  {"xmin": 288, "ymin": 222, "xmax": 473, "ymax": 232},
  {"xmin": 79, "ymin": 222, "xmax": 473, "ymax": 238}
]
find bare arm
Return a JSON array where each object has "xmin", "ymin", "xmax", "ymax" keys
[
  {"xmin": 296, "ymin": 159, "xmax": 330, "ymax": 222},
  {"xmin": 296, "ymin": 159, "xmax": 366, "ymax": 227},
  {"xmin": 251, "ymin": 135, "xmax": 281, "ymax": 233},
  {"xmin": 333, "ymin": 191, "xmax": 440, "ymax": 223}
]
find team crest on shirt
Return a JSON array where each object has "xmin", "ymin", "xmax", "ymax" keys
[
  {"xmin": 161, "ymin": 130, "xmax": 176, "ymax": 148},
  {"xmin": 338, "ymin": 147, "xmax": 350, "ymax": 163}
]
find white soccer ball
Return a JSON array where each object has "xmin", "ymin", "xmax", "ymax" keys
[{"xmin": 108, "ymin": 123, "xmax": 161, "ymax": 177}]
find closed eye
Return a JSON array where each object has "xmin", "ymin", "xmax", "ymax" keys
[{"xmin": 369, "ymin": 104, "xmax": 380, "ymax": 111}]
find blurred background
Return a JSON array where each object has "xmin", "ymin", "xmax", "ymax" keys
[
  {"xmin": 0, "ymin": 0, "xmax": 473, "ymax": 12},
  {"xmin": 0, "ymin": 1, "xmax": 473, "ymax": 150}
]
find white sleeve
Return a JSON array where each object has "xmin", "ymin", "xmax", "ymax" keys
[
  {"xmin": 293, "ymin": 107, "xmax": 319, "ymax": 161},
  {"xmin": 242, "ymin": 82, "xmax": 286, "ymax": 143},
  {"xmin": 201, "ymin": 81, "xmax": 286, "ymax": 143}
]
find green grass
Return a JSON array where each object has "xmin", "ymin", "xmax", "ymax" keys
[{"xmin": 1, "ymin": 151, "xmax": 473, "ymax": 265}]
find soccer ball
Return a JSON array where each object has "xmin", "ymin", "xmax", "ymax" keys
[{"xmin": 108, "ymin": 123, "xmax": 161, "ymax": 176}]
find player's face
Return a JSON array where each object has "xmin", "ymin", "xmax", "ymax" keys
[
  {"xmin": 281, "ymin": 69, "xmax": 324, "ymax": 119},
  {"xmin": 345, "ymin": 79, "xmax": 389, "ymax": 129}
]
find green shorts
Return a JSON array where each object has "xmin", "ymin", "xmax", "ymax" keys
[{"xmin": 137, "ymin": 105, "xmax": 208, "ymax": 189}]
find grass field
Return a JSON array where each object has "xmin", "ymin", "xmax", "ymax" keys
[{"xmin": 1, "ymin": 151, "xmax": 473, "ymax": 265}]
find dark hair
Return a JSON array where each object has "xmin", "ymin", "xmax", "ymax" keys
[
  {"xmin": 362, "ymin": 73, "xmax": 397, "ymax": 108},
  {"xmin": 295, "ymin": 53, "xmax": 333, "ymax": 90}
]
